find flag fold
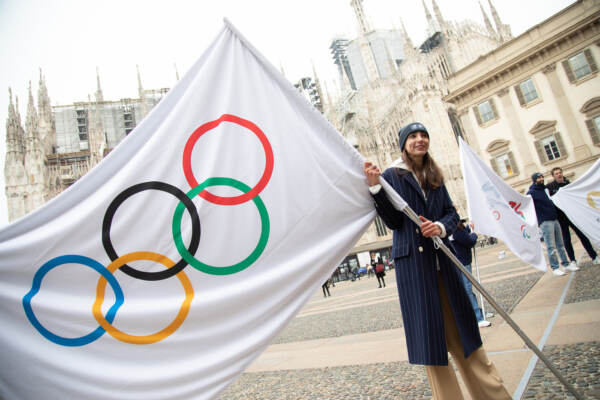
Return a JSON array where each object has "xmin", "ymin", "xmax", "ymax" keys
[
  {"xmin": 551, "ymin": 159, "xmax": 600, "ymax": 248},
  {"xmin": 0, "ymin": 20, "xmax": 375, "ymax": 400},
  {"xmin": 459, "ymin": 137, "xmax": 546, "ymax": 272}
]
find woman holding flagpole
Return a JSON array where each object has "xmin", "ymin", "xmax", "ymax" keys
[{"xmin": 363, "ymin": 122, "xmax": 511, "ymax": 400}]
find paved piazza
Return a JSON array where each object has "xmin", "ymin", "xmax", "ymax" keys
[{"xmin": 221, "ymin": 242, "xmax": 600, "ymax": 399}]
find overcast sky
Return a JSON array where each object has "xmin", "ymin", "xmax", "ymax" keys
[{"xmin": 0, "ymin": 0, "xmax": 576, "ymax": 228}]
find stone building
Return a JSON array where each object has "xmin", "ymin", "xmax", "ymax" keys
[
  {"xmin": 327, "ymin": 0, "xmax": 513, "ymax": 269},
  {"xmin": 444, "ymin": 0, "xmax": 600, "ymax": 194},
  {"xmin": 4, "ymin": 67, "xmax": 169, "ymax": 222}
]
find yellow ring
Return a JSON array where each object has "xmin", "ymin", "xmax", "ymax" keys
[
  {"xmin": 92, "ymin": 251, "xmax": 194, "ymax": 345},
  {"xmin": 587, "ymin": 191, "xmax": 600, "ymax": 211}
]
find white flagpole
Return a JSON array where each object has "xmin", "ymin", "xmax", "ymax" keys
[
  {"xmin": 378, "ymin": 177, "xmax": 584, "ymax": 400},
  {"xmin": 471, "ymin": 246, "xmax": 486, "ymax": 318}
]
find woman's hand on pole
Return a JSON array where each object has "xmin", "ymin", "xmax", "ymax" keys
[
  {"xmin": 419, "ymin": 216, "xmax": 442, "ymax": 238},
  {"xmin": 363, "ymin": 162, "xmax": 381, "ymax": 186}
]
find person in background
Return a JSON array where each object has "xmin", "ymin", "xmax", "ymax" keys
[
  {"xmin": 546, "ymin": 167, "xmax": 599, "ymax": 266},
  {"xmin": 322, "ymin": 280, "xmax": 331, "ymax": 297},
  {"xmin": 374, "ymin": 256, "xmax": 386, "ymax": 288},
  {"xmin": 450, "ymin": 219, "xmax": 491, "ymax": 328},
  {"xmin": 527, "ymin": 172, "xmax": 574, "ymax": 276},
  {"xmin": 364, "ymin": 122, "xmax": 511, "ymax": 399}
]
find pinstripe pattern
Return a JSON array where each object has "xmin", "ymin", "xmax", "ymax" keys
[{"xmin": 372, "ymin": 167, "xmax": 482, "ymax": 366}]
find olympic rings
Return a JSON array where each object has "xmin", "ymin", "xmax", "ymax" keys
[
  {"xmin": 102, "ymin": 181, "xmax": 201, "ymax": 281},
  {"xmin": 24, "ymin": 114, "xmax": 273, "ymax": 346},
  {"xmin": 23, "ymin": 255, "xmax": 124, "ymax": 347},
  {"xmin": 172, "ymin": 177, "xmax": 270, "ymax": 275},
  {"xmin": 182, "ymin": 114, "xmax": 274, "ymax": 205},
  {"xmin": 587, "ymin": 191, "xmax": 600, "ymax": 210},
  {"xmin": 92, "ymin": 252, "xmax": 194, "ymax": 345}
]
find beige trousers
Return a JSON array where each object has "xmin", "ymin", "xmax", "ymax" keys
[{"xmin": 424, "ymin": 275, "xmax": 512, "ymax": 400}]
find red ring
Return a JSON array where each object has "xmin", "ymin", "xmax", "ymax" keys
[{"xmin": 182, "ymin": 114, "xmax": 274, "ymax": 205}]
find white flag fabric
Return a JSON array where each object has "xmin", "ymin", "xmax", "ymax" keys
[
  {"xmin": 0, "ymin": 20, "xmax": 376, "ymax": 400},
  {"xmin": 551, "ymin": 159, "xmax": 600, "ymax": 248},
  {"xmin": 459, "ymin": 137, "xmax": 546, "ymax": 271}
]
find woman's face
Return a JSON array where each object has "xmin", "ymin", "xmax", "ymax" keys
[{"xmin": 405, "ymin": 131, "xmax": 429, "ymax": 158}]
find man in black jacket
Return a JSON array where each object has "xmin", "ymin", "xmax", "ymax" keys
[
  {"xmin": 546, "ymin": 167, "xmax": 599, "ymax": 266},
  {"xmin": 527, "ymin": 173, "xmax": 572, "ymax": 276}
]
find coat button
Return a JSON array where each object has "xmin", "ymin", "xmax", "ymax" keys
[
  {"xmin": 418, "ymin": 246, "xmax": 423, "ymax": 252},
  {"xmin": 416, "ymin": 228, "xmax": 419, "ymax": 233}
]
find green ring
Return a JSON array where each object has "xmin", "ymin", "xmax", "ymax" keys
[{"xmin": 172, "ymin": 177, "xmax": 270, "ymax": 275}]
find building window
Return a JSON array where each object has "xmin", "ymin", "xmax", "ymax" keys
[
  {"xmin": 473, "ymin": 98, "xmax": 498, "ymax": 126},
  {"xmin": 494, "ymin": 153, "xmax": 518, "ymax": 178},
  {"xmin": 541, "ymin": 136, "xmax": 560, "ymax": 160},
  {"xmin": 534, "ymin": 133, "xmax": 566, "ymax": 164},
  {"xmin": 374, "ymin": 216, "xmax": 387, "ymax": 237},
  {"xmin": 581, "ymin": 97, "xmax": 600, "ymax": 146},
  {"xmin": 514, "ymin": 78, "xmax": 539, "ymax": 106},
  {"xmin": 585, "ymin": 115, "xmax": 600, "ymax": 146},
  {"xmin": 487, "ymin": 139, "xmax": 519, "ymax": 179},
  {"xmin": 562, "ymin": 49, "xmax": 598, "ymax": 83}
]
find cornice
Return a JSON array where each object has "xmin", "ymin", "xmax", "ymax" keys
[{"xmin": 444, "ymin": 7, "xmax": 600, "ymax": 106}]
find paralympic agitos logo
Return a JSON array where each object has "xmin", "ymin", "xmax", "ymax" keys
[{"xmin": 23, "ymin": 114, "xmax": 273, "ymax": 346}]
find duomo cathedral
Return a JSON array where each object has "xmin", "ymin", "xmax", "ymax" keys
[{"xmin": 4, "ymin": 0, "xmax": 515, "ymax": 227}]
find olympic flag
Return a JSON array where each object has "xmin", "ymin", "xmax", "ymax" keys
[
  {"xmin": 0, "ymin": 21, "xmax": 376, "ymax": 399},
  {"xmin": 551, "ymin": 159, "xmax": 600, "ymax": 248},
  {"xmin": 459, "ymin": 137, "xmax": 547, "ymax": 272}
]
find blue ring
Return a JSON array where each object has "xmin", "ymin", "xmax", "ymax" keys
[{"xmin": 23, "ymin": 255, "xmax": 124, "ymax": 346}]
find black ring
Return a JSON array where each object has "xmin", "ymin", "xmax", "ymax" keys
[{"xmin": 102, "ymin": 181, "xmax": 201, "ymax": 281}]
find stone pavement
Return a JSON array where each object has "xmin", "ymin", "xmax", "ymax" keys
[{"xmin": 221, "ymin": 241, "xmax": 600, "ymax": 399}]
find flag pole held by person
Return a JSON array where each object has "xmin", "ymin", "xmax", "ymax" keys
[{"xmin": 375, "ymin": 156, "xmax": 584, "ymax": 400}]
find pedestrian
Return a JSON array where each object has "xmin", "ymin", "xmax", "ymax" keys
[
  {"xmin": 450, "ymin": 219, "xmax": 491, "ymax": 328},
  {"xmin": 527, "ymin": 172, "xmax": 573, "ymax": 276},
  {"xmin": 351, "ymin": 264, "xmax": 360, "ymax": 280},
  {"xmin": 367, "ymin": 263, "xmax": 373, "ymax": 277},
  {"xmin": 322, "ymin": 280, "xmax": 330, "ymax": 297},
  {"xmin": 364, "ymin": 122, "xmax": 511, "ymax": 399},
  {"xmin": 374, "ymin": 256, "xmax": 386, "ymax": 288},
  {"xmin": 546, "ymin": 167, "xmax": 599, "ymax": 266}
]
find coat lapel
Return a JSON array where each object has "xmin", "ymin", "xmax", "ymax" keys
[{"xmin": 405, "ymin": 173, "xmax": 426, "ymax": 205}]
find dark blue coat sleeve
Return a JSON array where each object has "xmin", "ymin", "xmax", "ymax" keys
[
  {"xmin": 453, "ymin": 227, "xmax": 477, "ymax": 248},
  {"xmin": 370, "ymin": 172, "xmax": 405, "ymax": 230}
]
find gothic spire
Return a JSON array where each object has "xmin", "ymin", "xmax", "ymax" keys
[
  {"xmin": 95, "ymin": 66, "xmax": 104, "ymax": 103},
  {"xmin": 5, "ymin": 88, "xmax": 20, "ymax": 156},
  {"xmin": 479, "ymin": 1, "xmax": 496, "ymax": 37},
  {"xmin": 136, "ymin": 65, "xmax": 148, "ymax": 117},
  {"xmin": 136, "ymin": 64, "xmax": 144, "ymax": 93},
  {"xmin": 25, "ymin": 82, "xmax": 38, "ymax": 140},
  {"xmin": 399, "ymin": 17, "xmax": 416, "ymax": 57},
  {"xmin": 311, "ymin": 61, "xmax": 324, "ymax": 113},
  {"xmin": 37, "ymin": 69, "xmax": 53, "ymax": 120},
  {"xmin": 350, "ymin": 0, "xmax": 371, "ymax": 36},
  {"xmin": 37, "ymin": 68, "xmax": 56, "ymax": 155},
  {"xmin": 487, "ymin": 0, "xmax": 512, "ymax": 41},
  {"xmin": 421, "ymin": 0, "xmax": 439, "ymax": 36},
  {"xmin": 174, "ymin": 62, "xmax": 180, "ymax": 81},
  {"xmin": 7, "ymin": 88, "xmax": 16, "ymax": 126},
  {"xmin": 431, "ymin": 0, "xmax": 446, "ymax": 29}
]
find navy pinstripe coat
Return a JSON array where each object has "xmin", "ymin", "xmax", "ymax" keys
[{"xmin": 372, "ymin": 167, "xmax": 482, "ymax": 365}]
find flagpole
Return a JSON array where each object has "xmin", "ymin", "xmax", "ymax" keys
[
  {"xmin": 471, "ymin": 246, "xmax": 486, "ymax": 318},
  {"xmin": 398, "ymin": 203, "xmax": 584, "ymax": 400}
]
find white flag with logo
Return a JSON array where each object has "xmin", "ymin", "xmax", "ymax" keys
[
  {"xmin": 551, "ymin": 159, "xmax": 600, "ymax": 248},
  {"xmin": 459, "ymin": 137, "xmax": 546, "ymax": 271},
  {"xmin": 0, "ymin": 20, "xmax": 376, "ymax": 400}
]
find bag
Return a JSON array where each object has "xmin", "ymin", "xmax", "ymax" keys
[{"xmin": 375, "ymin": 264, "xmax": 384, "ymax": 274}]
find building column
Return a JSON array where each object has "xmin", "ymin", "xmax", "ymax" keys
[
  {"xmin": 457, "ymin": 108, "xmax": 481, "ymax": 153},
  {"xmin": 495, "ymin": 87, "xmax": 536, "ymax": 175},
  {"xmin": 542, "ymin": 63, "xmax": 591, "ymax": 159}
]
